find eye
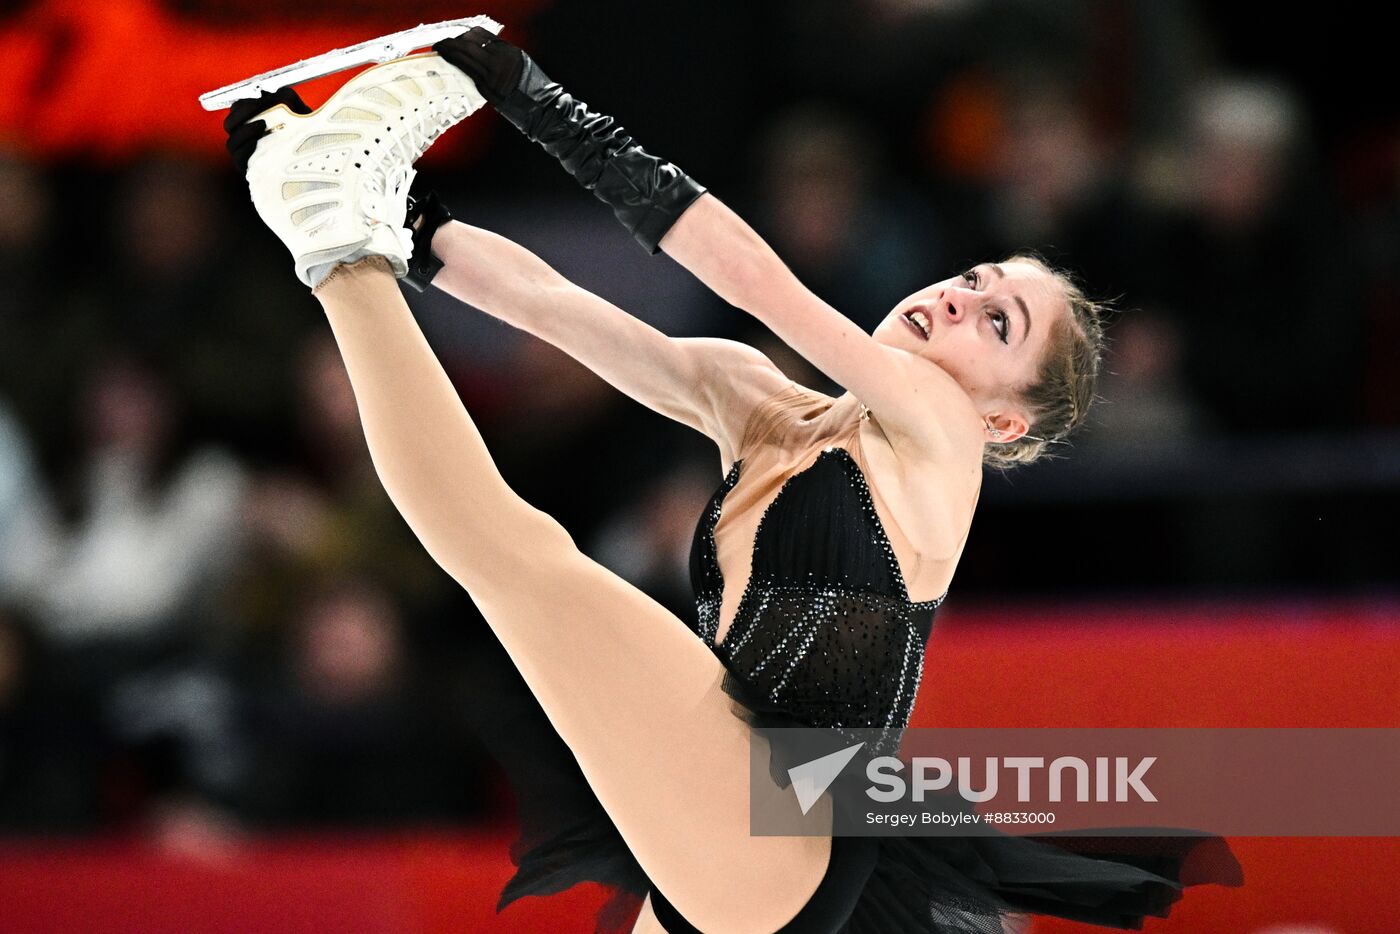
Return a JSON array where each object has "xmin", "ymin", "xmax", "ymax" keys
[
  {"xmin": 990, "ymin": 310, "xmax": 1010, "ymax": 344},
  {"xmin": 964, "ymin": 268, "xmax": 1009, "ymax": 343}
]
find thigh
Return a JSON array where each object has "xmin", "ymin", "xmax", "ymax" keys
[{"xmin": 461, "ymin": 502, "xmax": 832, "ymax": 932}]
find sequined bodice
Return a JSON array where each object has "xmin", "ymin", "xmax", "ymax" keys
[{"xmin": 687, "ymin": 441, "xmax": 944, "ymax": 748}]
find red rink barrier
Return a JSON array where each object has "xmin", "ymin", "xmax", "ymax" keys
[
  {"xmin": 0, "ymin": 602, "xmax": 1396, "ymax": 932},
  {"xmin": 919, "ymin": 601, "xmax": 1400, "ymax": 933}
]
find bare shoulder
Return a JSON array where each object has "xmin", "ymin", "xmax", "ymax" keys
[{"xmin": 672, "ymin": 337, "xmax": 793, "ymax": 467}]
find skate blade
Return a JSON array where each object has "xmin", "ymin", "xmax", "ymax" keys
[{"xmin": 199, "ymin": 15, "xmax": 502, "ymax": 111}]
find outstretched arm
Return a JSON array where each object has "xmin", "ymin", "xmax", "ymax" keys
[
  {"xmin": 426, "ymin": 219, "xmax": 790, "ymax": 468},
  {"xmin": 657, "ymin": 194, "xmax": 980, "ymax": 454},
  {"xmin": 434, "ymin": 29, "xmax": 983, "ymax": 461},
  {"xmin": 222, "ymin": 86, "xmax": 787, "ymax": 468}
]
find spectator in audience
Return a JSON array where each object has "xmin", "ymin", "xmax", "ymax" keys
[
  {"xmin": 28, "ymin": 350, "xmax": 247, "ymax": 649},
  {"xmin": 1141, "ymin": 76, "xmax": 1357, "ymax": 432},
  {"xmin": 752, "ymin": 105, "xmax": 940, "ymax": 335},
  {"xmin": 243, "ymin": 578, "xmax": 489, "ymax": 827},
  {"xmin": 3, "ymin": 352, "xmax": 249, "ymax": 828},
  {"xmin": 1084, "ymin": 308, "xmax": 1208, "ymax": 448}
]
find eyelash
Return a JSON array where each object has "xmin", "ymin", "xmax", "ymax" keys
[{"xmin": 961, "ymin": 269, "xmax": 1010, "ymax": 344}]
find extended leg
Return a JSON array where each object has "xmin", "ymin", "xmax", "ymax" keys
[{"xmin": 313, "ymin": 257, "xmax": 831, "ymax": 933}]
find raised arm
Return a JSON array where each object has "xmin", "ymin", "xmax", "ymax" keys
[
  {"xmin": 424, "ymin": 216, "xmax": 790, "ymax": 468},
  {"xmin": 657, "ymin": 195, "xmax": 981, "ymax": 452},
  {"xmin": 222, "ymin": 84, "xmax": 789, "ymax": 469},
  {"xmin": 433, "ymin": 29, "xmax": 982, "ymax": 459}
]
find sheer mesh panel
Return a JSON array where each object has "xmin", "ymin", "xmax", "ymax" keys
[
  {"xmin": 721, "ymin": 586, "xmax": 922, "ymax": 757},
  {"xmin": 295, "ymin": 132, "xmax": 359, "ymax": 153}
]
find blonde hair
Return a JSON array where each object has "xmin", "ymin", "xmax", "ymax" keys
[{"xmin": 983, "ymin": 252, "xmax": 1107, "ymax": 469}]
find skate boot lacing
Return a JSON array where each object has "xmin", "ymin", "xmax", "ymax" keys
[{"xmin": 355, "ymin": 83, "xmax": 472, "ymax": 256}]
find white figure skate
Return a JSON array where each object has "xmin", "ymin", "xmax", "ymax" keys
[
  {"xmin": 243, "ymin": 53, "xmax": 486, "ymax": 286},
  {"xmin": 198, "ymin": 16, "xmax": 501, "ymax": 111}
]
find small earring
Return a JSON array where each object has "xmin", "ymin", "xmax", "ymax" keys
[{"xmin": 985, "ymin": 421, "xmax": 1002, "ymax": 439}]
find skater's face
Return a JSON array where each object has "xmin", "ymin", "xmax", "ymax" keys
[{"xmin": 873, "ymin": 260, "xmax": 1068, "ymax": 434}]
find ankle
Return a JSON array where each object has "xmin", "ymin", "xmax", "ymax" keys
[
  {"xmin": 311, "ymin": 255, "xmax": 394, "ymax": 294},
  {"xmin": 307, "ymin": 260, "xmax": 343, "ymax": 290}
]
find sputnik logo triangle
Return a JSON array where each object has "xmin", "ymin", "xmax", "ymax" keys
[{"xmin": 787, "ymin": 742, "xmax": 865, "ymax": 815}]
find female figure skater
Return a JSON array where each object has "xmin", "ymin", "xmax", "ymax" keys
[{"xmin": 221, "ymin": 30, "xmax": 1238, "ymax": 934}]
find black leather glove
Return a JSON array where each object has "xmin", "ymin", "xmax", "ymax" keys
[
  {"xmin": 401, "ymin": 190, "xmax": 454, "ymax": 292},
  {"xmin": 431, "ymin": 25, "xmax": 523, "ymax": 105},
  {"xmin": 223, "ymin": 87, "xmax": 312, "ymax": 174},
  {"xmin": 433, "ymin": 28, "xmax": 705, "ymax": 254}
]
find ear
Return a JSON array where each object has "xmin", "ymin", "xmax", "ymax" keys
[{"xmin": 982, "ymin": 409, "xmax": 1030, "ymax": 444}]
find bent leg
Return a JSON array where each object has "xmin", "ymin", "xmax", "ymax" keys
[{"xmin": 312, "ymin": 258, "xmax": 830, "ymax": 933}]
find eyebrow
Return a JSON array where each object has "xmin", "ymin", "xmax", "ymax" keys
[{"xmin": 986, "ymin": 263, "xmax": 1031, "ymax": 342}]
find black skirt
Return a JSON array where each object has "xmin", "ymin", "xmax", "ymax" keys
[{"xmin": 491, "ymin": 663, "xmax": 1243, "ymax": 933}]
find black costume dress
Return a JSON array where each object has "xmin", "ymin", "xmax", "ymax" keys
[{"xmin": 495, "ymin": 383, "xmax": 1242, "ymax": 933}]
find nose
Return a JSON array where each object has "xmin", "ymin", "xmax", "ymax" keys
[{"xmin": 941, "ymin": 287, "xmax": 969, "ymax": 322}]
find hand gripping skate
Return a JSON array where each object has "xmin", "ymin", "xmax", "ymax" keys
[
  {"xmin": 235, "ymin": 53, "xmax": 485, "ymax": 286},
  {"xmin": 199, "ymin": 15, "xmax": 502, "ymax": 111}
]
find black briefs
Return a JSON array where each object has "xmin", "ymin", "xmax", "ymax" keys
[{"xmin": 647, "ymin": 835, "xmax": 880, "ymax": 934}]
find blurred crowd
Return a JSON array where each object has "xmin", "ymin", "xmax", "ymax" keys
[{"xmin": 0, "ymin": 0, "xmax": 1395, "ymax": 838}]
